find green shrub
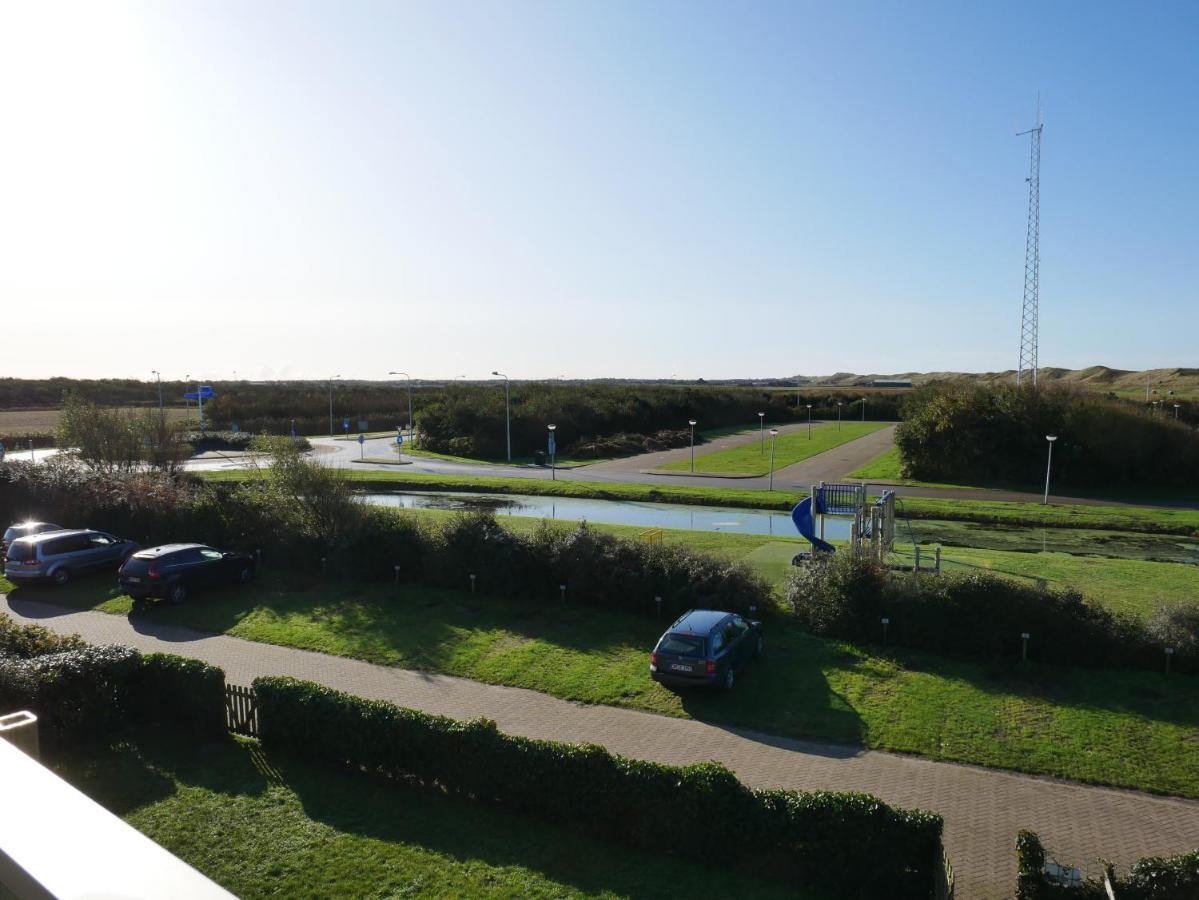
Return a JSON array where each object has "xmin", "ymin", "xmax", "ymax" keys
[
  {"xmin": 1016, "ymin": 830, "xmax": 1199, "ymax": 899},
  {"xmin": 0, "ymin": 613, "xmax": 86, "ymax": 658},
  {"xmin": 254, "ymin": 676, "xmax": 943, "ymax": 899},
  {"xmin": 132, "ymin": 653, "xmax": 227, "ymax": 738},
  {"xmin": 0, "ymin": 645, "xmax": 142, "ymax": 749},
  {"xmin": 896, "ymin": 382, "xmax": 1199, "ymax": 487},
  {"xmin": 0, "ymin": 616, "xmax": 227, "ymax": 748},
  {"xmin": 784, "ymin": 554, "xmax": 1190, "ymax": 675}
]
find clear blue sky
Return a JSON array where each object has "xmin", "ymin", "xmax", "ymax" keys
[{"xmin": 1, "ymin": 1, "xmax": 1195, "ymax": 381}]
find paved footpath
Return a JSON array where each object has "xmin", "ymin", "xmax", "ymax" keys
[{"xmin": 5, "ymin": 594, "xmax": 1199, "ymax": 899}]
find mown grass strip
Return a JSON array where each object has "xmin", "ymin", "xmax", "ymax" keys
[
  {"xmin": 199, "ymin": 469, "xmax": 1199, "ymax": 535},
  {"xmin": 659, "ymin": 421, "xmax": 888, "ymax": 475}
]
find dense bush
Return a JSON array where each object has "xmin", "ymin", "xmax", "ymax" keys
[
  {"xmin": 0, "ymin": 461, "xmax": 773, "ymax": 620},
  {"xmin": 896, "ymin": 382, "xmax": 1199, "ymax": 487},
  {"xmin": 784, "ymin": 553, "xmax": 1192, "ymax": 675},
  {"xmin": 0, "ymin": 645, "xmax": 143, "ymax": 749},
  {"xmin": 0, "ymin": 616, "xmax": 228, "ymax": 749},
  {"xmin": 564, "ymin": 428, "xmax": 697, "ymax": 459},
  {"xmin": 255, "ymin": 676, "xmax": 943, "ymax": 899},
  {"xmin": 1016, "ymin": 830, "xmax": 1199, "ymax": 899},
  {"xmin": 0, "ymin": 433, "xmax": 55, "ymax": 452},
  {"xmin": 186, "ymin": 431, "xmax": 311, "ymax": 453},
  {"xmin": 0, "ymin": 615, "xmax": 87, "ymax": 658},
  {"xmin": 417, "ymin": 383, "xmax": 902, "ymax": 459}
]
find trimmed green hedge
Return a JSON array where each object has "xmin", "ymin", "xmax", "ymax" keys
[
  {"xmin": 254, "ymin": 676, "xmax": 943, "ymax": 899},
  {"xmin": 1016, "ymin": 830, "xmax": 1199, "ymax": 899},
  {"xmin": 0, "ymin": 616, "xmax": 227, "ymax": 749},
  {"xmin": 785, "ymin": 554, "xmax": 1195, "ymax": 675}
]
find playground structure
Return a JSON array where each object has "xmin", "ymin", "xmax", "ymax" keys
[{"xmin": 791, "ymin": 482, "xmax": 940, "ymax": 572}]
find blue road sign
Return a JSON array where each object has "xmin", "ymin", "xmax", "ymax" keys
[
  {"xmin": 343, "ymin": 418, "xmax": 350, "ymax": 431},
  {"xmin": 396, "ymin": 434, "xmax": 404, "ymax": 445},
  {"xmin": 357, "ymin": 434, "xmax": 365, "ymax": 445}
]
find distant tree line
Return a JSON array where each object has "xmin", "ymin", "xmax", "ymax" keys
[
  {"xmin": 0, "ymin": 379, "xmax": 906, "ymax": 454},
  {"xmin": 896, "ymin": 382, "xmax": 1199, "ymax": 487}
]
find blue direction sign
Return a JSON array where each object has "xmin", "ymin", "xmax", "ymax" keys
[
  {"xmin": 184, "ymin": 386, "xmax": 215, "ymax": 401},
  {"xmin": 547, "ymin": 433, "xmax": 556, "ymax": 455},
  {"xmin": 343, "ymin": 418, "xmax": 350, "ymax": 432}
]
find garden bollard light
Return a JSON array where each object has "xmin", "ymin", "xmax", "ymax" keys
[
  {"xmin": 881, "ymin": 617, "xmax": 890, "ymax": 646},
  {"xmin": 1021, "ymin": 632, "xmax": 1030, "ymax": 662},
  {"xmin": 559, "ymin": 583, "xmax": 567, "ymax": 604},
  {"xmin": 321, "ymin": 557, "xmax": 326, "ymax": 575},
  {"xmin": 256, "ymin": 549, "xmax": 262, "ymax": 569},
  {"xmin": 655, "ymin": 596, "xmax": 662, "ymax": 620},
  {"xmin": 470, "ymin": 574, "xmax": 476, "ymax": 595},
  {"xmin": 1166, "ymin": 647, "xmax": 1175, "ymax": 675},
  {"xmin": 394, "ymin": 565, "xmax": 401, "ymax": 585}
]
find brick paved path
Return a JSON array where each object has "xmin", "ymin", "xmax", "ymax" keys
[{"xmin": 5, "ymin": 594, "xmax": 1198, "ymax": 899}]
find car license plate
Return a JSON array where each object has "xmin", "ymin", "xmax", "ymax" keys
[
  {"xmin": 670, "ymin": 663, "xmax": 692, "ymax": 672},
  {"xmin": 126, "ymin": 577, "xmax": 141, "ymax": 583}
]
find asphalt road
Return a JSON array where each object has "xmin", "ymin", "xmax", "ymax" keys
[{"xmin": 181, "ymin": 424, "xmax": 1194, "ymax": 509}]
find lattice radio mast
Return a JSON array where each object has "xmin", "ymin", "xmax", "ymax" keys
[{"xmin": 1016, "ymin": 105, "xmax": 1043, "ymax": 388}]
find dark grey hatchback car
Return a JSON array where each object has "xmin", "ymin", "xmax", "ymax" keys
[
  {"xmin": 119, "ymin": 543, "xmax": 257, "ymax": 604},
  {"xmin": 650, "ymin": 609, "xmax": 763, "ymax": 691}
]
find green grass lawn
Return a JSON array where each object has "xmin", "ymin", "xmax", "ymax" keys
[
  {"xmin": 201, "ymin": 469, "xmax": 1199, "ymax": 535},
  {"xmin": 55, "ymin": 731, "xmax": 807, "ymax": 899},
  {"xmin": 14, "ymin": 567, "xmax": 1199, "ymax": 798},
  {"xmin": 850, "ymin": 446, "xmax": 1199, "ymax": 505},
  {"xmin": 659, "ymin": 422, "xmax": 888, "ymax": 476}
]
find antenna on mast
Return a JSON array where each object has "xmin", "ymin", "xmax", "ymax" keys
[{"xmin": 1015, "ymin": 96, "xmax": 1043, "ymax": 389}]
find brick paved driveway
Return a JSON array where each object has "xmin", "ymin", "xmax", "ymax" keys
[{"xmin": 4, "ymin": 594, "xmax": 1198, "ymax": 899}]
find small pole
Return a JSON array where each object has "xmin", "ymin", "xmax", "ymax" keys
[
  {"xmin": 881, "ymin": 617, "xmax": 889, "ymax": 646},
  {"xmin": 470, "ymin": 573, "xmax": 476, "ymax": 595},
  {"xmin": 321, "ymin": 556, "xmax": 327, "ymax": 575},
  {"xmin": 935, "ymin": 546, "xmax": 942, "ymax": 574},
  {"xmin": 559, "ymin": 583, "xmax": 567, "ymax": 604},
  {"xmin": 255, "ymin": 549, "xmax": 262, "ymax": 569},
  {"xmin": 394, "ymin": 564, "xmax": 401, "ymax": 584},
  {"xmin": 913, "ymin": 545, "xmax": 921, "ymax": 573},
  {"xmin": 655, "ymin": 595, "xmax": 662, "ymax": 620},
  {"xmin": 1165, "ymin": 647, "xmax": 1175, "ymax": 675},
  {"xmin": 1021, "ymin": 632, "xmax": 1030, "ymax": 662},
  {"xmin": 30, "ymin": 439, "xmax": 35, "ymax": 463}
]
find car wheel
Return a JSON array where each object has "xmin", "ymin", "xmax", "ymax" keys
[
  {"xmin": 238, "ymin": 566, "xmax": 254, "ymax": 584},
  {"xmin": 756, "ymin": 635, "xmax": 765, "ymax": 658},
  {"xmin": 52, "ymin": 568, "xmax": 71, "ymax": 586},
  {"xmin": 723, "ymin": 666, "xmax": 735, "ymax": 691},
  {"xmin": 168, "ymin": 584, "xmax": 188, "ymax": 604}
]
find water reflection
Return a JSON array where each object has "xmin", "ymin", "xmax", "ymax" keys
[{"xmin": 360, "ymin": 490, "xmax": 852, "ymax": 539}]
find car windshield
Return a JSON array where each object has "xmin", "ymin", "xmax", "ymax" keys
[
  {"xmin": 6, "ymin": 541, "xmax": 35, "ymax": 562},
  {"xmin": 657, "ymin": 633, "xmax": 706, "ymax": 657}
]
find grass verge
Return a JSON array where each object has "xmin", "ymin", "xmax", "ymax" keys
[
  {"xmin": 55, "ymin": 731, "xmax": 807, "ymax": 899},
  {"xmin": 198, "ymin": 469, "xmax": 1199, "ymax": 535},
  {"xmin": 659, "ymin": 422, "xmax": 888, "ymax": 476},
  {"xmin": 14, "ymin": 569, "xmax": 1199, "ymax": 798}
]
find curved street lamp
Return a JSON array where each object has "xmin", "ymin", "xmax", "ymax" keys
[
  {"xmin": 806, "ymin": 404, "xmax": 813, "ymax": 439},
  {"xmin": 1043, "ymin": 434, "xmax": 1058, "ymax": 504},
  {"xmin": 388, "ymin": 371, "xmax": 414, "ymax": 443},
  {"xmin": 492, "ymin": 371, "xmax": 511, "ymax": 462},
  {"xmin": 328, "ymin": 375, "xmax": 341, "ymax": 438},
  {"xmin": 768, "ymin": 428, "xmax": 780, "ymax": 490},
  {"xmin": 758, "ymin": 411, "xmax": 765, "ymax": 452},
  {"xmin": 547, "ymin": 423, "xmax": 557, "ymax": 481},
  {"xmin": 688, "ymin": 419, "xmax": 698, "ymax": 473}
]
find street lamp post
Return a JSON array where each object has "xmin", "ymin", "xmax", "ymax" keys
[
  {"xmin": 547, "ymin": 424, "xmax": 557, "ymax": 481},
  {"xmin": 758, "ymin": 411, "xmax": 765, "ymax": 452},
  {"xmin": 861, "ymin": 397, "xmax": 866, "ymax": 423},
  {"xmin": 768, "ymin": 428, "xmax": 779, "ymax": 490},
  {"xmin": 184, "ymin": 373, "xmax": 191, "ymax": 428},
  {"xmin": 388, "ymin": 371, "xmax": 414, "ymax": 443},
  {"xmin": 1043, "ymin": 434, "xmax": 1058, "ymax": 505},
  {"xmin": 1175, "ymin": 403, "xmax": 1181, "ymax": 420},
  {"xmin": 688, "ymin": 419, "xmax": 698, "ymax": 473},
  {"xmin": 806, "ymin": 404, "xmax": 813, "ymax": 439},
  {"xmin": 837, "ymin": 401, "xmax": 843, "ymax": 431},
  {"xmin": 328, "ymin": 375, "xmax": 341, "ymax": 438},
  {"xmin": 151, "ymin": 371, "xmax": 163, "ymax": 420},
  {"xmin": 492, "ymin": 371, "xmax": 511, "ymax": 462}
]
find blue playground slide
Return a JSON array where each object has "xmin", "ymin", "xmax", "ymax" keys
[{"xmin": 791, "ymin": 497, "xmax": 836, "ymax": 554}]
